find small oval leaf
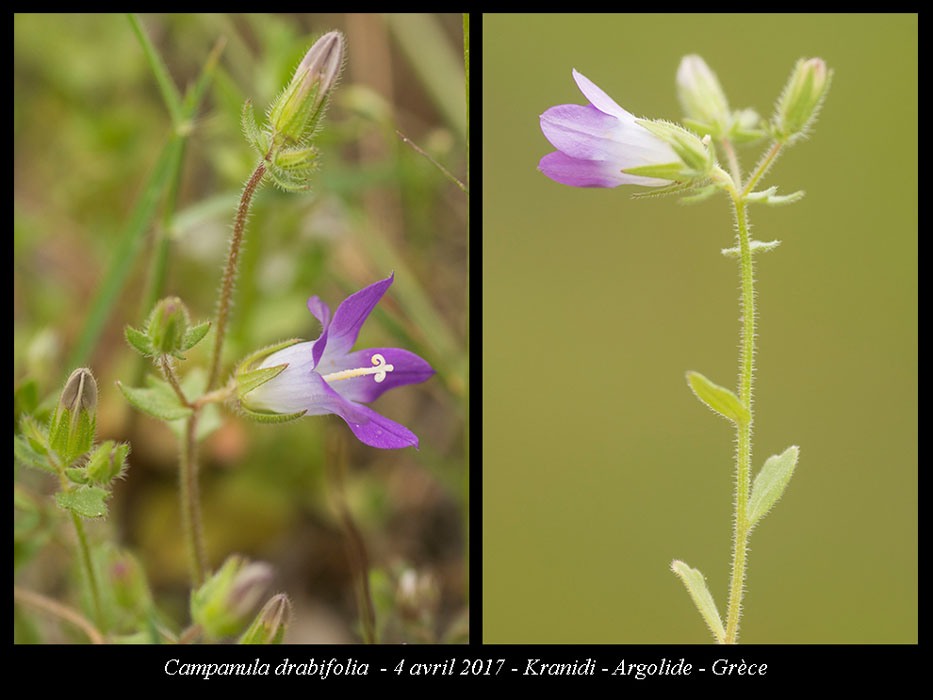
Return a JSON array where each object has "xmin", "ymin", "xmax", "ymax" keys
[
  {"xmin": 748, "ymin": 445, "xmax": 800, "ymax": 526},
  {"xmin": 686, "ymin": 371, "xmax": 750, "ymax": 425},
  {"xmin": 56, "ymin": 485, "xmax": 109, "ymax": 519},
  {"xmin": 671, "ymin": 559, "xmax": 726, "ymax": 643},
  {"xmin": 117, "ymin": 378, "xmax": 192, "ymax": 421}
]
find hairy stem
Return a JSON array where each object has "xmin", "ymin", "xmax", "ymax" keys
[
  {"xmin": 207, "ymin": 162, "xmax": 266, "ymax": 391},
  {"xmin": 71, "ymin": 512, "xmax": 104, "ymax": 631},
  {"xmin": 179, "ymin": 412, "xmax": 206, "ymax": 586},
  {"xmin": 724, "ymin": 195, "xmax": 755, "ymax": 644}
]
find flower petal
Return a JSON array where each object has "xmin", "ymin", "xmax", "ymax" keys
[
  {"xmin": 538, "ymin": 151, "xmax": 671, "ymax": 188},
  {"xmin": 306, "ymin": 373, "xmax": 420, "ymax": 449},
  {"xmin": 306, "ymin": 296, "xmax": 333, "ymax": 368},
  {"xmin": 572, "ymin": 68, "xmax": 635, "ymax": 121},
  {"xmin": 316, "ymin": 347, "xmax": 435, "ymax": 403},
  {"xmin": 316, "ymin": 273, "xmax": 394, "ymax": 363}
]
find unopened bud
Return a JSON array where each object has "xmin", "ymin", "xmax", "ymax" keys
[
  {"xmin": 238, "ymin": 593, "xmax": 292, "ymax": 644},
  {"xmin": 774, "ymin": 58, "xmax": 832, "ymax": 142},
  {"xmin": 269, "ymin": 31, "xmax": 345, "ymax": 148},
  {"xmin": 49, "ymin": 368, "xmax": 97, "ymax": 464},
  {"xmin": 148, "ymin": 297, "xmax": 190, "ymax": 355},
  {"xmin": 107, "ymin": 547, "xmax": 152, "ymax": 617},
  {"xmin": 677, "ymin": 54, "xmax": 731, "ymax": 137},
  {"xmin": 191, "ymin": 555, "xmax": 274, "ymax": 639},
  {"xmin": 85, "ymin": 440, "xmax": 130, "ymax": 485}
]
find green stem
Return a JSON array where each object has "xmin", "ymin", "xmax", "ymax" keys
[
  {"xmin": 724, "ymin": 195, "xmax": 755, "ymax": 644},
  {"xmin": 207, "ymin": 162, "xmax": 266, "ymax": 391},
  {"xmin": 179, "ymin": 412, "xmax": 206, "ymax": 586},
  {"xmin": 743, "ymin": 141, "xmax": 784, "ymax": 198},
  {"xmin": 71, "ymin": 512, "xmax": 104, "ymax": 631}
]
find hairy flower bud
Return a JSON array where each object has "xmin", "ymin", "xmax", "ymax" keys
[
  {"xmin": 49, "ymin": 368, "xmax": 98, "ymax": 464},
  {"xmin": 191, "ymin": 555, "xmax": 274, "ymax": 639},
  {"xmin": 269, "ymin": 31, "xmax": 345, "ymax": 148},
  {"xmin": 148, "ymin": 297, "xmax": 190, "ymax": 355},
  {"xmin": 773, "ymin": 58, "xmax": 832, "ymax": 143},
  {"xmin": 677, "ymin": 54, "xmax": 731, "ymax": 137},
  {"xmin": 238, "ymin": 593, "xmax": 292, "ymax": 644},
  {"xmin": 85, "ymin": 440, "xmax": 130, "ymax": 485}
]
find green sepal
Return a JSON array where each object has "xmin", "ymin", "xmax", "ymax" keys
[
  {"xmin": 65, "ymin": 467, "xmax": 90, "ymax": 484},
  {"xmin": 56, "ymin": 485, "xmax": 109, "ymax": 519},
  {"xmin": 14, "ymin": 435, "xmax": 55, "ymax": 473},
  {"xmin": 180, "ymin": 321, "xmax": 211, "ymax": 352},
  {"xmin": 671, "ymin": 560, "xmax": 726, "ymax": 644},
  {"xmin": 117, "ymin": 376, "xmax": 193, "ymax": 421},
  {"xmin": 48, "ymin": 408, "xmax": 96, "ymax": 465},
  {"xmin": 635, "ymin": 118, "xmax": 713, "ymax": 174},
  {"xmin": 682, "ymin": 117, "xmax": 715, "ymax": 137},
  {"xmin": 622, "ymin": 161, "xmax": 689, "ymax": 182},
  {"xmin": 679, "ymin": 184, "xmax": 718, "ymax": 205},
  {"xmin": 241, "ymin": 99, "xmax": 268, "ymax": 155},
  {"xmin": 721, "ymin": 239, "xmax": 782, "ymax": 257},
  {"xmin": 235, "ymin": 339, "xmax": 303, "ymax": 376},
  {"xmin": 237, "ymin": 364, "xmax": 289, "ymax": 398},
  {"xmin": 686, "ymin": 370, "xmax": 750, "ymax": 425},
  {"xmin": 238, "ymin": 404, "xmax": 307, "ymax": 424},
  {"xmin": 125, "ymin": 325, "xmax": 156, "ymax": 357},
  {"xmin": 748, "ymin": 445, "xmax": 800, "ymax": 527},
  {"xmin": 267, "ymin": 166, "xmax": 313, "ymax": 192},
  {"xmin": 630, "ymin": 180, "xmax": 699, "ymax": 200}
]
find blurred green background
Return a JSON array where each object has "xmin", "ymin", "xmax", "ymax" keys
[
  {"xmin": 483, "ymin": 13, "xmax": 916, "ymax": 643},
  {"xmin": 15, "ymin": 13, "xmax": 467, "ymax": 643}
]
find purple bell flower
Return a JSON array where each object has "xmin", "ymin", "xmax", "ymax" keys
[
  {"xmin": 538, "ymin": 69, "xmax": 680, "ymax": 188},
  {"xmin": 241, "ymin": 273, "xmax": 434, "ymax": 449}
]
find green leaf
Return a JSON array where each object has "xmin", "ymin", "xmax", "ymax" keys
[
  {"xmin": 748, "ymin": 446, "xmax": 800, "ymax": 526},
  {"xmin": 56, "ymin": 485, "xmax": 109, "ymax": 519},
  {"xmin": 14, "ymin": 435, "xmax": 55, "ymax": 473},
  {"xmin": 686, "ymin": 371, "xmax": 750, "ymax": 425},
  {"xmin": 746, "ymin": 186, "xmax": 805, "ymax": 206},
  {"xmin": 19, "ymin": 415, "xmax": 50, "ymax": 455},
  {"xmin": 180, "ymin": 321, "xmax": 211, "ymax": 352},
  {"xmin": 117, "ymin": 377, "xmax": 192, "ymax": 421},
  {"xmin": 125, "ymin": 325, "xmax": 155, "ymax": 357},
  {"xmin": 671, "ymin": 560, "xmax": 726, "ymax": 643},
  {"xmin": 127, "ymin": 13, "xmax": 183, "ymax": 127}
]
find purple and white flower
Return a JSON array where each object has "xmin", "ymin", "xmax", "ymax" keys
[
  {"xmin": 241, "ymin": 273, "xmax": 434, "ymax": 449},
  {"xmin": 538, "ymin": 69, "xmax": 681, "ymax": 188}
]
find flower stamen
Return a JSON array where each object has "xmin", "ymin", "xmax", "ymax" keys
[{"xmin": 321, "ymin": 353, "xmax": 395, "ymax": 384}]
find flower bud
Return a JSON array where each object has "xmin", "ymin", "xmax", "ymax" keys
[
  {"xmin": 269, "ymin": 31, "xmax": 344, "ymax": 148},
  {"xmin": 677, "ymin": 54, "xmax": 731, "ymax": 137},
  {"xmin": 191, "ymin": 555, "xmax": 274, "ymax": 639},
  {"xmin": 85, "ymin": 440, "xmax": 130, "ymax": 485},
  {"xmin": 107, "ymin": 547, "xmax": 152, "ymax": 618},
  {"xmin": 49, "ymin": 368, "xmax": 97, "ymax": 464},
  {"xmin": 147, "ymin": 297, "xmax": 190, "ymax": 355},
  {"xmin": 238, "ymin": 593, "xmax": 292, "ymax": 644},
  {"xmin": 773, "ymin": 58, "xmax": 832, "ymax": 142}
]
